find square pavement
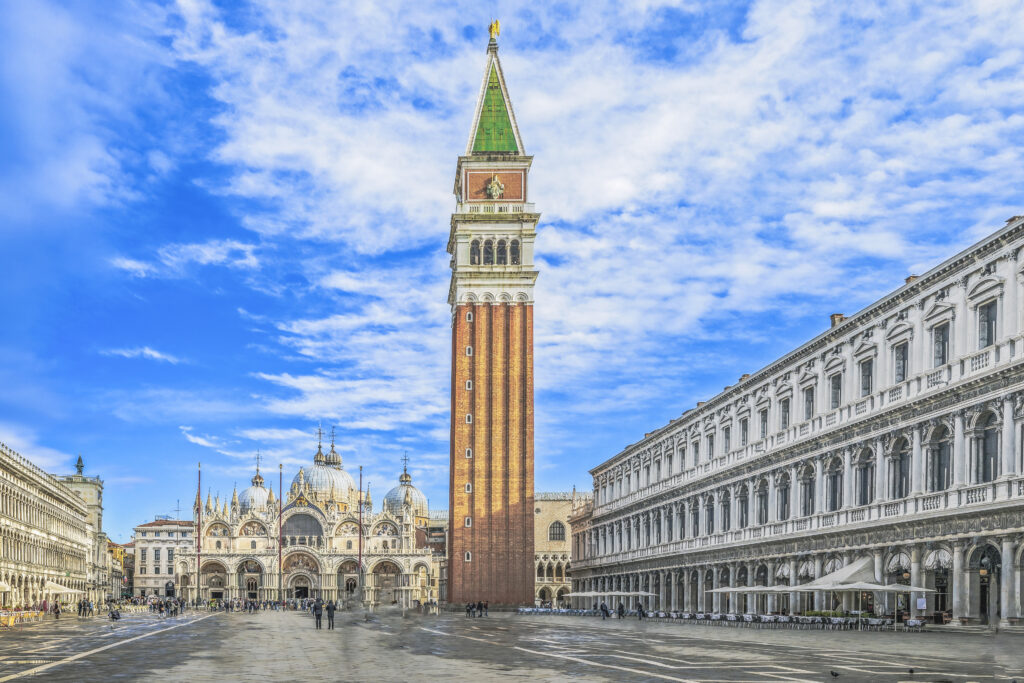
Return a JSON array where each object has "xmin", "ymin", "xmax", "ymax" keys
[{"xmin": 0, "ymin": 609, "xmax": 1020, "ymax": 682}]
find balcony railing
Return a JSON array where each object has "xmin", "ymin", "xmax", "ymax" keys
[{"xmin": 455, "ymin": 202, "xmax": 536, "ymax": 214}]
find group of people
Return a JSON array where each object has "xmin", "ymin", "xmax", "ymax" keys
[
  {"xmin": 596, "ymin": 602, "xmax": 644, "ymax": 620},
  {"xmin": 465, "ymin": 601, "xmax": 489, "ymax": 617},
  {"xmin": 310, "ymin": 598, "xmax": 338, "ymax": 630}
]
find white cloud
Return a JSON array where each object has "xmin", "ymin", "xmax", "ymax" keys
[
  {"xmin": 179, "ymin": 425, "xmax": 224, "ymax": 449},
  {"xmin": 0, "ymin": 422, "xmax": 73, "ymax": 471},
  {"xmin": 110, "ymin": 257, "xmax": 156, "ymax": 277},
  {"xmin": 116, "ymin": 0, "xmax": 1024, "ymax": 495},
  {"xmin": 101, "ymin": 346, "xmax": 182, "ymax": 364}
]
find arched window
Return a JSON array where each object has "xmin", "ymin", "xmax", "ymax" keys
[
  {"xmin": 720, "ymin": 491, "xmax": 731, "ymax": 532},
  {"xmin": 979, "ymin": 413, "xmax": 999, "ymax": 482},
  {"xmin": 890, "ymin": 441, "xmax": 911, "ymax": 498},
  {"xmin": 737, "ymin": 488, "xmax": 749, "ymax": 528},
  {"xmin": 855, "ymin": 451, "xmax": 875, "ymax": 505},
  {"xmin": 776, "ymin": 475, "xmax": 791, "ymax": 520},
  {"xmin": 756, "ymin": 480, "xmax": 769, "ymax": 525},
  {"xmin": 510, "ymin": 240, "xmax": 520, "ymax": 265},
  {"xmin": 483, "ymin": 240, "xmax": 494, "ymax": 265},
  {"xmin": 704, "ymin": 499, "xmax": 715, "ymax": 535},
  {"xmin": 537, "ymin": 564, "xmax": 544, "ymax": 579},
  {"xmin": 826, "ymin": 459, "xmax": 843, "ymax": 511},
  {"xmin": 497, "ymin": 240, "xmax": 507, "ymax": 265},
  {"xmin": 928, "ymin": 428, "xmax": 952, "ymax": 492},
  {"xmin": 464, "ymin": 551, "xmax": 472, "ymax": 562},
  {"xmin": 470, "ymin": 240, "xmax": 481, "ymax": 265},
  {"xmin": 250, "ymin": 540, "xmax": 256, "ymax": 549},
  {"xmin": 215, "ymin": 541, "xmax": 221, "ymax": 549},
  {"xmin": 548, "ymin": 521, "xmax": 565, "ymax": 541}
]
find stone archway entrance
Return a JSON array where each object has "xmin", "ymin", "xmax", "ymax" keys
[
  {"xmin": 164, "ymin": 581, "xmax": 175, "ymax": 598},
  {"xmin": 971, "ymin": 545, "xmax": 1002, "ymax": 626},
  {"xmin": 373, "ymin": 561, "xmax": 401, "ymax": 606},
  {"xmin": 289, "ymin": 574, "xmax": 311, "ymax": 600}
]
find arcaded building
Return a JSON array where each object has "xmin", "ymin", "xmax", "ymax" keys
[
  {"xmin": 0, "ymin": 442, "xmax": 90, "ymax": 607},
  {"xmin": 447, "ymin": 26, "xmax": 538, "ymax": 606},
  {"xmin": 571, "ymin": 216, "xmax": 1024, "ymax": 627}
]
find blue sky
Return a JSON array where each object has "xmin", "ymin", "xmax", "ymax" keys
[{"xmin": 2, "ymin": 0, "xmax": 1023, "ymax": 542}]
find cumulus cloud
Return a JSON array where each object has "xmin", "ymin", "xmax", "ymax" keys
[{"xmin": 90, "ymin": 1, "xmax": 1024, "ymax": 497}]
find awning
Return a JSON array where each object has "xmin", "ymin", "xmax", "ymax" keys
[
  {"xmin": 802, "ymin": 555, "xmax": 876, "ymax": 589},
  {"xmin": 709, "ymin": 556, "xmax": 934, "ymax": 594},
  {"xmin": 42, "ymin": 581, "xmax": 83, "ymax": 594}
]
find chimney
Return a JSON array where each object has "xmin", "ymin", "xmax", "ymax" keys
[
  {"xmin": 830, "ymin": 313, "xmax": 846, "ymax": 328},
  {"xmin": 905, "ymin": 275, "xmax": 918, "ymax": 284},
  {"xmin": 697, "ymin": 401, "xmax": 706, "ymax": 407}
]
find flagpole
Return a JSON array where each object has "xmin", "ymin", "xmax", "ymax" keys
[
  {"xmin": 196, "ymin": 462, "xmax": 201, "ymax": 607},
  {"xmin": 358, "ymin": 465, "xmax": 365, "ymax": 616},
  {"xmin": 278, "ymin": 463, "xmax": 283, "ymax": 606}
]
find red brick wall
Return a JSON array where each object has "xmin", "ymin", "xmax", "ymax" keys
[{"xmin": 449, "ymin": 302, "xmax": 535, "ymax": 605}]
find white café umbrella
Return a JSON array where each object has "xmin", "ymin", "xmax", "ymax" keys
[{"xmin": 43, "ymin": 581, "xmax": 84, "ymax": 594}]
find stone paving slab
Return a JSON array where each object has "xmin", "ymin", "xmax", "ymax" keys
[{"xmin": 0, "ymin": 609, "xmax": 1020, "ymax": 682}]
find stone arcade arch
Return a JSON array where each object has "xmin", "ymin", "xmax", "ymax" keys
[{"xmin": 371, "ymin": 560, "xmax": 402, "ymax": 606}]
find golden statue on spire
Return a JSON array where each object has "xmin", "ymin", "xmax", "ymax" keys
[{"xmin": 489, "ymin": 20, "xmax": 500, "ymax": 40}]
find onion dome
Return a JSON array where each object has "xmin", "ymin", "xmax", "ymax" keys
[
  {"xmin": 239, "ymin": 467, "xmax": 270, "ymax": 513},
  {"xmin": 291, "ymin": 442, "xmax": 356, "ymax": 501},
  {"xmin": 384, "ymin": 462, "xmax": 428, "ymax": 518}
]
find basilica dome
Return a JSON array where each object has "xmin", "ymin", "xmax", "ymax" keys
[
  {"xmin": 384, "ymin": 467, "xmax": 428, "ymax": 517},
  {"xmin": 239, "ymin": 470, "xmax": 270, "ymax": 513},
  {"xmin": 291, "ymin": 444, "xmax": 356, "ymax": 501}
]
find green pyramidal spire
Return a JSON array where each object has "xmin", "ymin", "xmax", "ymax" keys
[{"xmin": 472, "ymin": 64, "xmax": 519, "ymax": 154}]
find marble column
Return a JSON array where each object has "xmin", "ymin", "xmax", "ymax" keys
[
  {"xmin": 766, "ymin": 562, "xmax": 776, "ymax": 614},
  {"xmin": 670, "ymin": 571, "xmax": 678, "ymax": 611},
  {"xmin": 746, "ymin": 563, "xmax": 755, "ymax": 614},
  {"xmin": 873, "ymin": 549, "xmax": 884, "ymax": 616},
  {"xmin": 842, "ymin": 448, "xmax": 854, "ymax": 509},
  {"xmin": 1000, "ymin": 537, "xmax": 1016, "ymax": 627},
  {"xmin": 875, "ymin": 437, "xmax": 886, "ymax": 502},
  {"xmin": 767, "ymin": 474, "xmax": 777, "ymax": 523},
  {"xmin": 910, "ymin": 545, "xmax": 921, "ymax": 619},
  {"xmin": 728, "ymin": 565, "xmax": 737, "ymax": 614},
  {"xmin": 712, "ymin": 567, "xmax": 721, "ymax": 614},
  {"xmin": 911, "ymin": 425, "xmax": 924, "ymax": 495},
  {"xmin": 813, "ymin": 555, "xmax": 824, "ymax": 611},
  {"xmin": 789, "ymin": 557, "xmax": 798, "ymax": 616},
  {"xmin": 952, "ymin": 544, "xmax": 965, "ymax": 625},
  {"xmin": 1002, "ymin": 397, "xmax": 1017, "ymax": 478},
  {"xmin": 816, "ymin": 459, "xmax": 826, "ymax": 514},
  {"xmin": 954, "ymin": 412, "xmax": 966, "ymax": 487}
]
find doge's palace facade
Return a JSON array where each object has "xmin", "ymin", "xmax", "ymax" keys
[{"xmin": 571, "ymin": 216, "xmax": 1024, "ymax": 627}]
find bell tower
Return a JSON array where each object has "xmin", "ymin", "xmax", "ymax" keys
[{"xmin": 448, "ymin": 24, "xmax": 538, "ymax": 606}]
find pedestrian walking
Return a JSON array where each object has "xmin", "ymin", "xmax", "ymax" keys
[
  {"xmin": 326, "ymin": 600, "xmax": 336, "ymax": 630},
  {"xmin": 313, "ymin": 598, "xmax": 323, "ymax": 630},
  {"xmin": 483, "ymin": 601, "xmax": 488, "ymax": 617},
  {"xmin": 476, "ymin": 600, "xmax": 484, "ymax": 617}
]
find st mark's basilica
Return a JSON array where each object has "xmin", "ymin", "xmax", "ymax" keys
[{"xmin": 174, "ymin": 437, "xmax": 438, "ymax": 608}]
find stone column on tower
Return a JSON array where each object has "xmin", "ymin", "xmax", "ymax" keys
[{"xmin": 448, "ymin": 26, "xmax": 539, "ymax": 606}]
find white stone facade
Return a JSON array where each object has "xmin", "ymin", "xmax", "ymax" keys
[
  {"xmin": 176, "ymin": 445, "xmax": 439, "ymax": 607},
  {"xmin": 571, "ymin": 216, "xmax": 1024, "ymax": 626},
  {"xmin": 131, "ymin": 519, "xmax": 194, "ymax": 598},
  {"xmin": 0, "ymin": 443, "xmax": 90, "ymax": 608}
]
